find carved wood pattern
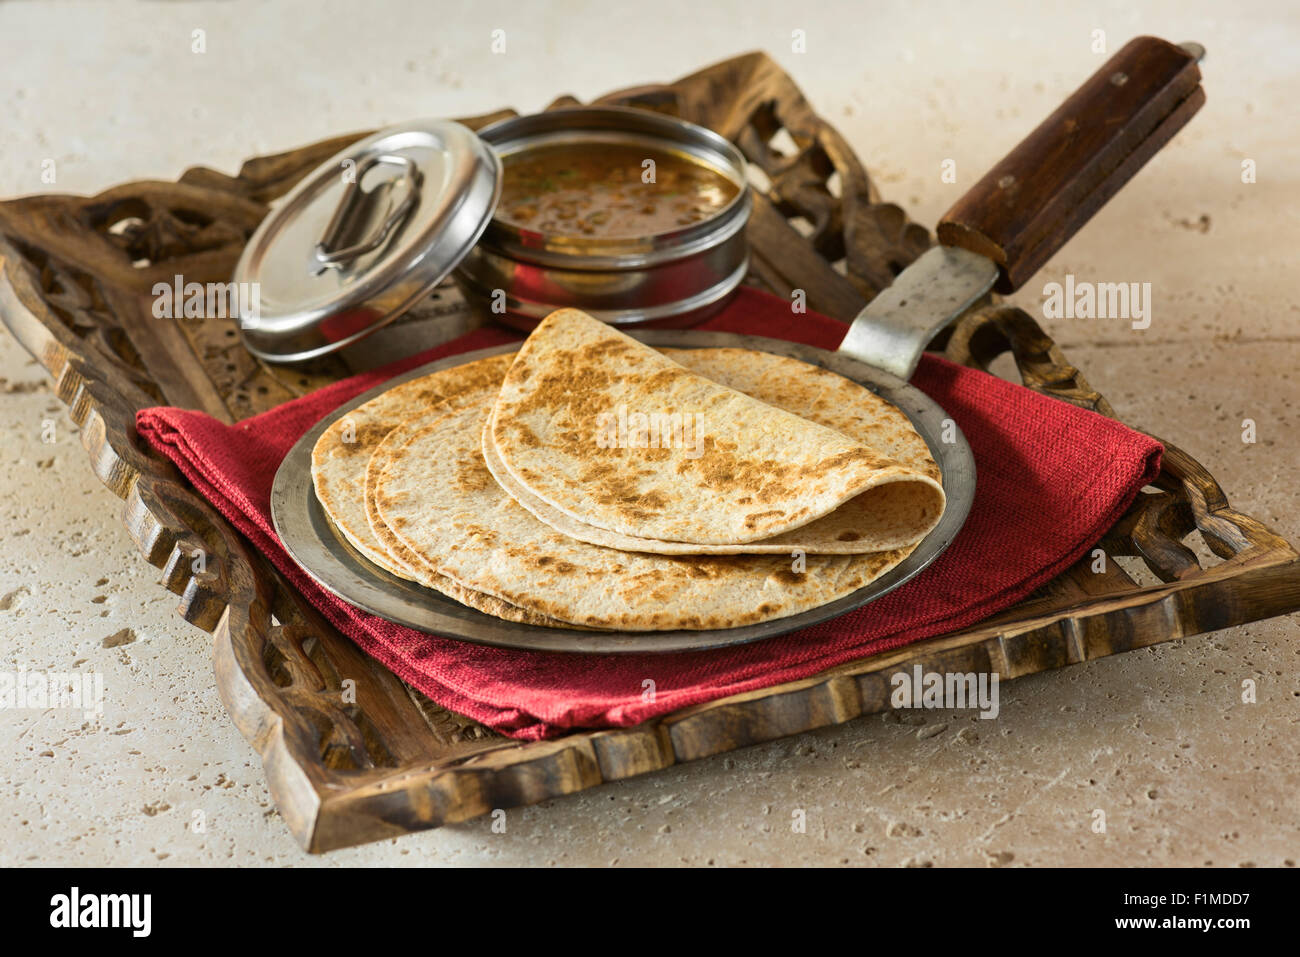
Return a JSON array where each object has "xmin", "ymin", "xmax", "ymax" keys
[{"xmin": 1, "ymin": 52, "xmax": 1296, "ymax": 852}]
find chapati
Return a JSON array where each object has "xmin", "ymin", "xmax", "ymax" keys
[
  {"xmin": 375, "ymin": 387, "xmax": 911, "ymax": 631},
  {"xmin": 486, "ymin": 348, "xmax": 944, "ymax": 554},
  {"xmin": 311, "ymin": 353, "xmax": 582, "ymax": 628},
  {"xmin": 489, "ymin": 309, "xmax": 944, "ymax": 546}
]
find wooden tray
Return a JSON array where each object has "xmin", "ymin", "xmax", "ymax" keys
[{"xmin": 3, "ymin": 52, "xmax": 1297, "ymax": 853}]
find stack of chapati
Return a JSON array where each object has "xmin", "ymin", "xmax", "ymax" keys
[{"xmin": 310, "ymin": 309, "xmax": 945, "ymax": 631}]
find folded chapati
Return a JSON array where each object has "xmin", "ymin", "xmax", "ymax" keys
[
  {"xmin": 489, "ymin": 309, "xmax": 944, "ymax": 547},
  {"xmin": 375, "ymin": 387, "xmax": 912, "ymax": 630},
  {"xmin": 486, "ymin": 348, "xmax": 945, "ymax": 554}
]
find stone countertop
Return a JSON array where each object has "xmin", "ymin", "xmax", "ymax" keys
[{"xmin": 1, "ymin": 0, "xmax": 1296, "ymax": 866}]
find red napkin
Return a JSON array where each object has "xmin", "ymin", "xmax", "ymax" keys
[{"xmin": 136, "ymin": 288, "xmax": 1162, "ymax": 740}]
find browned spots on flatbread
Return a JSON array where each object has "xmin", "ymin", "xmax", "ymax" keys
[
  {"xmin": 589, "ymin": 474, "xmax": 669, "ymax": 512},
  {"xmin": 463, "ymin": 524, "xmax": 498, "ymax": 546},
  {"xmin": 454, "ymin": 456, "xmax": 493, "ymax": 493},
  {"xmin": 837, "ymin": 531, "xmax": 862, "ymax": 542},
  {"xmin": 578, "ymin": 460, "xmax": 618, "ymax": 481},
  {"xmin": 744, "ymin": 509, "xmax": 786, "ymax": 530},
  {"xmin": 503, "ymin": 419, "xmax": 541, "ymax": 449},
  {"xmin": 345, "ymin": 422, "xmax": 395, "ymax": 454},
  {"xmin": 639, "ymin": 367, "xmax": 686, "ymax": 392},
  {"xmin": 620, "ymin": 569, "xmax": 669, "ymax": 588},
  {"xmin": 533, "ymin": 555, "xmax": 578, "ymax": 574},
  {"xmin": 578, "ymin": 335, "xmax": 636, "ymax": 361},
  {"xmin": 670, "ymin": 436, "xmax": 892, "ymax": 511},
  {"xmin": 499, "ymin": 357, "xmax": 622, "ymax": 431}
]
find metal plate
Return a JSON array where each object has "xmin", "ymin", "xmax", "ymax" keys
[{"xmin": 270, "ymin": 330, "xmax": 976, "ymax": 654}]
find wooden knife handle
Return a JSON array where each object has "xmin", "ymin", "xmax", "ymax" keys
[{"xmin": 937, "ymin": 35, "xmax": 1205, "ymax": 293}]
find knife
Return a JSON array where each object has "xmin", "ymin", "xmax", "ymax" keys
[{"xmin": 839, "ymin": 35, "xmax": 1206, "ymax": 380}]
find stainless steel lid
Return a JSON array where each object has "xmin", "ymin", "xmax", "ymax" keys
[{"xmin": 233, "ymin": 119, "xmax": 501, "ymax": 362}]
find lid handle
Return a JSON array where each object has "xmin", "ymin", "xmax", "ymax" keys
[{"xmin": 313, "ymin": 153, "xmax": 423, "ymax": 272}]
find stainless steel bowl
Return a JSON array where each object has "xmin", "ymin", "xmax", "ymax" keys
[{"xmin": 456, "ymin": 107, "xmax": 753, "ymax": 330}]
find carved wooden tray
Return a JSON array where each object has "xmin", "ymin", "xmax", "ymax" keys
[{"xmin": 3, "ymin": 53, "xmax": 1297, "ymax": 853}]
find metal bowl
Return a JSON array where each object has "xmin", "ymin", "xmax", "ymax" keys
[{"xmin": 455, "ymin": 107, "xmax": 753, "ymax": 330}]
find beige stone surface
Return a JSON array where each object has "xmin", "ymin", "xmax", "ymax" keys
[{"xmin": 0, "ymin": 0, "xmax": 1296, "ymax": 866}]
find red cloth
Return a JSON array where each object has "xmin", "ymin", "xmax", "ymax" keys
[{"xmin": 135, "ymin": 288, "xmax": 1162, "ymax": 740}]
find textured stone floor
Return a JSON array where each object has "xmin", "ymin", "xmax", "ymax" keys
[{"xmin": 0, "ymin": 0, "xmax": 1296, "ymax": 865}]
